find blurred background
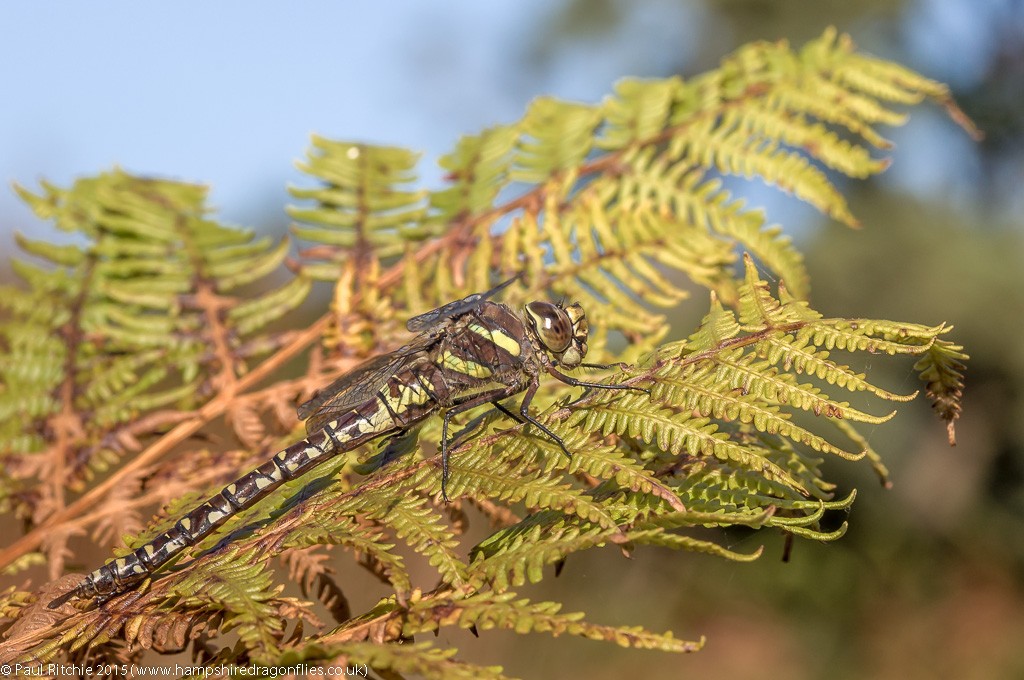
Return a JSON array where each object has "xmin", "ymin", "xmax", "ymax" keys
[{"xmin": 2, "ymin": 1, "xmax": 1022, "ymax": 677}]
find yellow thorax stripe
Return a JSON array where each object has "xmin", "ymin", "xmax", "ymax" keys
[
  {"xmin": 467, "ymin": 322, "xmax": 521, "ymax": 357},
  {"xmin": 439, "ymin": 349, "xmax": 493, "ymax": 378},
  {"xmin": 376, "ymin": 379, "xmax": 434, "ymax": 417}
]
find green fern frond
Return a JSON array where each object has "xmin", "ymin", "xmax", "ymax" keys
[
  {"xmin": 469, "ymin": 515, "xmax": 615, "ymax": 591},
  {"xmin": 569, "ymin": 390, "xmax": 806, "ymax": 488},
  {"xmin": 173, "ymin": 549, "xmax": 286, "ymax": 660},
  {"xmin": 0, "ymin": 28, "xmax": 974, "ymax": 671},
  {"xmin": 652, "ymin": 368, "xmax": 862, "ymax": 460},
  {"xmin": 209, "ymin": 235, "xmax": 293, "ymax": 290},
  {"xmin": 404, "ymin": 589, "xmax": 702, "ymax": 652},
  {"xmin": 628, "ymin": 528, "xmax": 765, "ymax": 562},
  {"xmin": 0, "ymin": 170, "xmax": 308, "ymax": 495},
  {"xmin": 678, "ymin": 178, "xmax": 804, "ymax": 299},
  {"xmin": 512, "ymin": 97, "xmax": 602, "ymax": 186},
  {"xmin": 358, "ymin": 492, "xmax": 468, "ymax": 587},
  {"xmin": 289, "ymin": 137, "xmax": 429, "ymax": 278},
  {"xmin": 678, "ymin": 462, "xmax": 806, "ymax": 513},
  {"xmin": 599, "ymin": 76, "xmax": 681, "ymax": 148},
  {"xmin": 441, "ymin": 428, "xmax": 627, "ymax": 530},
  {"xmin": 281, "ymin": 640, "xmax": 512, "ymax": 680},
  {"xmin": 559, "ymin": 439, "xmax": 687, "ymax": 512},
  {"xmin": 228, "ymin": 275, "xmax": 313, "ymax": 335},
  {"xmin": 431, "ymin": 124, "xmax": 520, "ymax": 221}
]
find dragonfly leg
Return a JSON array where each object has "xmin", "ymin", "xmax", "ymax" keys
[
  {"xmin": 492, "ymin": 399, "xmax": 570, "ymax": 459},
  {"xmin": 441, "ymin": 411, "xmax": 453, "ymax": 502},
  {"xmin": 441, "ymin": 386, "xmax": 522, "ymax": 502},
  {"xmin": 545, "ymin": 365, "xmax": 649, "ymax": 394},
  {"xmin": 513, "ymin": 377, "xmax": 573, "ymax": 460},
  {"xmin": 490, "ymin": 400, "xmax": 524, "ymax": 424},
  {"xmin": 446, "ymin": 412, "xmax": 491, "ymax": 449},
  {"xmin": 576, "ymin": 361, "xmax": 618, "ymax": 370}
]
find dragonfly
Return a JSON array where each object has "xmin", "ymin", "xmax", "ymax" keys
[{"xmin": 50, "ymin": 278, "xmax": 642, "ymax": 607}]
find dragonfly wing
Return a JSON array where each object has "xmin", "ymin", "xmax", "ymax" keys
[
  {"xmin": 406, "ymin": 277, "xmax": 518, "ymax": 332},
  {"xmin": 302, "ymin": 276, "xmax": 519, "ymax": 434},
  {"xmin": 298, "ymin": 354, "xmax": 395, "ymax": 420},
  {"xmin": 298, "ymin": 344, "xmax": 426, "ymax": 435}
]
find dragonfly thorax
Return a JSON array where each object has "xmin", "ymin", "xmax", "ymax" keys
[{"xmin": 524, "ymin": 301, "xmax": 589, "ymax": 367}]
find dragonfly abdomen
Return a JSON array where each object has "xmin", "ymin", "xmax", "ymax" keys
[{"xmin": 51, "ymin": 365, "xmax": 445, "ymax": 607}]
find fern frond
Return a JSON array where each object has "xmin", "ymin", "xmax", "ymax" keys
[
  {"xmin": 469, "ymin": 514, "xmax": 615, "ymax": 592},
  {"xmin": 560, "ymin": 439, "xmax": 688, "ymax": 512},
  {"xmin": 123, "ymin": 606, "xmax": 207, "ymax": 654},
  {"xmin": 627, "ymin": 528, "xmax": 765, "ymax": 562},
  {"xmin": 599, "ymin": 77, "xmax": 681, "ymax": 148},
  {"xmin": 289, "ymin": 137, "xmax": 429, "ymax": 278},
  {"xmin": 441, "ymin": 430, "xmax": 624, "ymax": 530},
  {"xmin": 2, "ymin": 171, "xmax": 308, "ymax": 491},
  {"xmin": 281, "ymin": 640, "xmax": 512, "ymax": 680},
  {"xmin": 404, "ymin": 589, "xmax": 702, "ymax": 652},
  {"xmin": 284, "ymin": 514, "xmax": 413, "ymax": 598},
  {"xmin": 173, "ymin": 549, "xmax": 286, "ymax": 660},
  {"xmin": 914, "ymin": 334, "xmax": 967, "ymax": 445},
  {"xmin": 431, "ymin": 125, "xmax": 520, "ymax": 221},
  {"xmin": 511, "ymin": 97, "xmax": 602, "ymax": 186},
  {"xmin": 2, "ymin": 28, "xmax": 973, "ymax": 671},
  {"xmin": 569, "ymin": 390, "xmax": 807, "ymax": 489},
  {"xmin": 358, "ymin": 492, "xmax": 467, "ymax": 587}
]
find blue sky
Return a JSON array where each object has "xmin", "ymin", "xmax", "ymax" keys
[
  {"xmin": 0, "ymin": 1, "xmax": 701, "ymax": 237},
  {"xmin": 0, "ymin": 1, "xmax": 1014, "ymax": 249},
  {"xmin": 2, "ymin": 2, "xmax": 540, "ymax": 232}
]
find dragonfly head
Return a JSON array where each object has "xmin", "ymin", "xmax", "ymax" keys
[{"xmin": 524, "ymin": 301, "xmax": 589, "ymax": 367}]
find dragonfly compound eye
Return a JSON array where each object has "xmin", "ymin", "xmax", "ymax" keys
[
  {"xmin": 559, "ymin": 303, "xmax": 589, "ymax": 366},
  {"xmin": 526, "ymin": 301, "xmax": 573, "ymax": 353},
  {"xmin": 564, "ymin": 303, "xmax": 588, "ymax": 344}
]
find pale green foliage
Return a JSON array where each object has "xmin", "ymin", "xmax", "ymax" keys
[
  {"xmin": 0, "ymin": 172, "xmax": 308, "ymax": 490},
  {"xmin": 432, "ymin": 124, "xmax": 520, "ymax": 220},
  {"xmin": 290, "ymin": 138, "xmax": 431, "ymax": 279},
  {"xmin": 0, "ymin": 29, "xmax": 970, "ymax": 677}
]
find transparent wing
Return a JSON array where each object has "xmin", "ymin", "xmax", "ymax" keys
[
  {"xmin": 298, "ymin": 343, "xmax": 428, "ymax": 435},
  {"xmin": 406, "ymin": 277, "xmax": 518, "ymax": 332},
  {"xmin": 300, "ymin": 276, "xmax": 520, "ymax": 435}
]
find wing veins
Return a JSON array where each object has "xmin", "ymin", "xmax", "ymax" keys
[
  {"xmin": 299, "ymin": 276, "xmax": 520, "ymax": 435},
  {"xmin": 299, "ymin": 344, "xmax": 426, "ymax": 435}
]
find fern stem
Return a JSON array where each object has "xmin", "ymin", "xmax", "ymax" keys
[{"xmin": 0, "ymin": 316, "xmax": 331, "ymax": 571}]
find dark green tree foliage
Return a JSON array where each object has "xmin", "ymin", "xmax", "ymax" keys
[{"xmin": 0, "ymin": 29, "xmax": 970, "ymax": 674}]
